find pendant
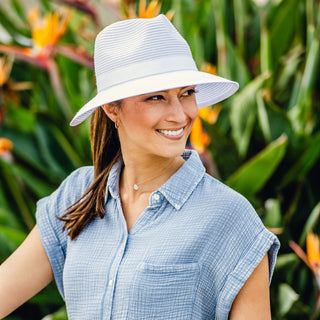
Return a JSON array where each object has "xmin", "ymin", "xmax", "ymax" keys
[{"xmin": 133, "ymin": 184, "xmax": 139, "ymax": 190}]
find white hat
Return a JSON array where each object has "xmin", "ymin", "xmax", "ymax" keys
[{"xmin": 70, "ymin": 14, "xmax": 239, "ymax": 126}]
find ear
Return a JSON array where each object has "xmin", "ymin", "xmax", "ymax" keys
[{"xmin": 101, "ymin": 104, "xmax": 119, "ymax": 123}]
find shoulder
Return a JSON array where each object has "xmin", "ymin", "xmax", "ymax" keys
[
  {"xmin": 64, "ymin": 166, "xmax": 94, "ymax": 185},
  {"xmin": 193, "ymin": 173, "xmax": 279, "ymax": 270},
  {"xmin": 55, "ymin": 166, "xmax": 94, "ymax": 202},
  {"xmin": 59, "ymin": 166, "xmax": 93, "ymax": 192},
  {"xmin": 194, "ymin": 173, "xmax": 256, "ymax": 219},
  {"xmin": 37, "ymin": 166, "xmax": 94, "ymax": 218}
]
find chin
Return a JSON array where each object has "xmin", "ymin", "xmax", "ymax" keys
[{"xmin": 156, "ymin": 145, "xmax": 186, "ymax": 159}]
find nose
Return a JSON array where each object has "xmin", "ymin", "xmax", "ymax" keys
[{"xmin": 166, "ymin": 97, "xmax": 188, "ymax": 123}]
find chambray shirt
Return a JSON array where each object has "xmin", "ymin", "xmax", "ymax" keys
[{"xmin": 36, "ymin": 150, "xmax": 279, "ymax": 320}]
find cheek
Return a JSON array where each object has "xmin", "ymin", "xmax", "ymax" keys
[
  {"xmin": 122, "ymin": 111, "xmax": 156, "ymax": 133},
  {"xmin": 188, "ymin": 103, "xmax": 199, "ymax": 123}
]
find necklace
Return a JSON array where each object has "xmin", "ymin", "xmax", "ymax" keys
[
  {"xmin": 131, "ymin": 164, "xmax": 175, "ymax": 191},
  {"xmin": 123, "ymin": 159, "xmax": 184, "ymax": 192},
  {"xmin": 132, "ymin": 172, "xmax": 164, "ymax": 191}
]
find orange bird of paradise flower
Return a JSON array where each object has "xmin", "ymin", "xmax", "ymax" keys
[
  {"xmin": 188, "ymin": 62, "xmax": 222, "ymax": 176},
  {"xmin": 190, "ymin": 62, "xmax": 221, "ymax": 177},
  {"xmin": 290, "ymin": 232, "xmax": 320, "ymax": 315},
  {"xmin": 0, "ymin": 7, "xmax": 93, "ymax": 118},
  {"xmin": 190, "ymin": 105, "xmax": 221, "ymax": 154},
  {"xmin": 190, "ymin": 62, "xmax": 221, "ymax": 153},
  {"xmin": 0, "ymin": 137, "xmax": 14, "ymax": 163},
  {"xmin": 0, "ymin": 55, "xmax": 32, "ymax": 123},
  {"xmin": 123, "ymin": 0, "xmax": 174, "ymax": 20},
  {"xmin": 0, "ymin": 8, "xmax": 75, "ymax": 69}
]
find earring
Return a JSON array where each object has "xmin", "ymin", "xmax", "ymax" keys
[{"xmin": 115, "ymin": 121, "xmax": 119, "ymax": 129}]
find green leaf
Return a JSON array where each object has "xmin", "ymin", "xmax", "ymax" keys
[
  {"xmin": 35, "ymin": 123, "xmax": 69, "ymax": 179},
  {"xmin": 230, "ymin": 73, "xmax": 271, "ymax": 157},
  {"xmin": 280, "ymin": 132, "xmax": 320, "ymax": 187},
  {"xmin": 0, "ymin": 127, "xmax": 60, "ymax": 177},
  {"xmin": 203, "ymin": 121, "xmax": 241, "ymax": 179},
  {"xmin": 212, "ymin": 0, "xmax": 229, "ymax": 78},
  {"xmin": 0, "ymin": 179, "xmax": 10, "ymax": 210},
  {"xmin": 0, "ymin": 159, "xmax": 35, "ymax": 230},
  {"xmin": 41, "ymin": 306, "xmax": 67, "ymax": 320},
  {"xmin": 269, "ymin": 0, "xmax": 300, "ymax": 69},
  {"xmin": 226, "ymin": 134, "xmax": 288, "ymax": 197},
  {"xmin": 260, "ymin": 13, "xmax": 272, "ymax": 75},
  {"xmin": 0, "ymin": 4, "xmax": 28, "ymax": 40},
  {"xmin": 6, "ymin": 101, "xmax": 36, "ymax": 132},
  {"xmin": 289, "ymin": 24, "xmax": 320, "ymax": 133},
  {"xmin": 278, "ymin": 283, "xmax": 299, "ymax": 316},
  {"xmin": 29, "ymin": 282, "xmax": 63, "ymax": 305},
  {"xmin": 225, "ymin": 36, "xmax": 250, "ymax": 88},
  {"xmin": 299, "ymin": 202, "xmax": 320, "ymax": 247},
  {"xmin": 39, "ymin": 0, "xmax": 51, "ymax": 12},
  {"xmin": 274, "ymin": 45, "xmax": 304, "ymax": 101},
  {"xmin": 233, "ymin": 0, "xmax": 246, "ymax": 60},
  {"xmin": 263, "ymin": 97, "xmax": 294, "ymax": 142},
  {"xmin": 0, "ymin": 207, "xmax": 22, "ymax": 229},
  {"xmin": 189, "ymin": 28, "xmax": 204, "ymax": 67},
  {"xmin": 256, "ymin": 91, "xmax": 272, "ymax": 142},
  {"xmin": 171, "ymin": 0, "xmax": 183, "ymax": 33},
  {"xmin": 11, "ymin": 165, "xmax": 55, "ymax": 198},
  {"xmin": 11, "ymin": 0, "xmax": 26, "ymax": 23},
  {"xmin": 48, "ymin": 125, "xmax": 83, "ymax": 169},
  {"xmin": 0, "ymin": 226, "xmax": 26, "ymax": 253},
  {"xmin": 264, "ymin": 198, "xmax": 282, "ymax": 228},
  {"xmin": 275, "ymin": 253, "xmax": 299, "ymax": 270}
]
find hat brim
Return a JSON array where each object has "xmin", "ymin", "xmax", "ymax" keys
[{"xmin": 70, "ymin": 70, "xmax": 239, "ymax": 126}]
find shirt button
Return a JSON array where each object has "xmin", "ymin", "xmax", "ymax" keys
[
  {"xmin": 153, "ymin": 194, "xmax": 160, "ymax": 201},
  {"xmin": 108, "ymin": 279, "xmax": 113, "ymax": 286}
]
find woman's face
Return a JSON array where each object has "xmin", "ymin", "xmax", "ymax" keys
[{"xmin": 106, "ymin": 86, "xmax": 198, "ymax": 160}]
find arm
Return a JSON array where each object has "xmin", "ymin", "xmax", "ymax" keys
[
  {"xmin": 0, "ymin": 225, "xmax": 54, "ymax": 319},
  {"xmin": 229, "ymin": 254, "xmax": 271, "ymax": 320}
]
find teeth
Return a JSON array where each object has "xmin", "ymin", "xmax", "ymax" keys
[{"xmin": 158, "ymin": 128, "xmax": 183, "ymax": 136}]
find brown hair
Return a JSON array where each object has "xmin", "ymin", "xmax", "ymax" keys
[{"xmin": 59, "ymin": 102, "xmax": 121, "ymax": 240}]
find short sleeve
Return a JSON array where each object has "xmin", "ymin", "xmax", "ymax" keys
[
  {"xmin": 213, "ymin": 192, "xmax": 280, "ymax": 319},
  {"xmin": 36, "ymin": 166, "xmax": 93, "ymax": 299}
]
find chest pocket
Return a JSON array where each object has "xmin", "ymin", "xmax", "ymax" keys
[{"xmin": 127, "ymin": 262, "xmax": 200, "ymax": 319}]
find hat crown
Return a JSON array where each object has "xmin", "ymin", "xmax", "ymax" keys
[{"xmin": 94, "ymin": 15, "xmax": 196, "ymax": 92}]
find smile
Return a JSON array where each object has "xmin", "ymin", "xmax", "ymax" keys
[{"xmin": 157, "ymin": 128, "xmax": 184, "ymax": 136}]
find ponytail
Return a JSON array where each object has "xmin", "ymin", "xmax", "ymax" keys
[{"xmin": 59, "ymin": 103, "xmax": 121, "ymax": 240}]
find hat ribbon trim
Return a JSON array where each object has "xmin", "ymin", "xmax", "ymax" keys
[{"xmin": 96, "ymin": 55, "xmax": 198, "ymax": 93}]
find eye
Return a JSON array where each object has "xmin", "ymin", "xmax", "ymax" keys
[
  {"xmin": 147, "ymin": 95, "xmax": 164, "ymax": 101},
  {"xmin": 181, "ymin": 88, "xmax": 196, "ymax": 97}
]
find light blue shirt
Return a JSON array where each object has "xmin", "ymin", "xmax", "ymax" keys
[{"xmin": 36, "ymin": 149, "xmax": 279, "ymax": 319}]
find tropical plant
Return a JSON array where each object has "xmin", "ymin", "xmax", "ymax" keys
[{"xmin": 0, "ymin": 0, "xmax": 319, "ymax": 319}]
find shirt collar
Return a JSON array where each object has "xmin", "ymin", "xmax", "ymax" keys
[
  {"xmin": 158, "ymin": 150, "xmax": 205, "ymax": 209},
  {"xmin": 106, "ymin": 157, "xmax": 123, "ymax": 200},
  {"xmin": 106, "ymin": 149, "xmax": 206, "ymax": 209}
]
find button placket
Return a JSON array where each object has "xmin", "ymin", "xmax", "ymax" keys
[
  {"xmin": 103, "ymin": 236, "xmax": 128, "ymax": 320},
  {"xmin": 103, "ymin": 197, "xmax": 129, "ymax": 320}
]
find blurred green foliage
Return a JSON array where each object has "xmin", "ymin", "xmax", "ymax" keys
[{"xmin": 0, "ymin": 0, "xmax": 319, "ymax": 319}]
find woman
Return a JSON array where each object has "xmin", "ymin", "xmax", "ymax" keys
[{"xmin": 0, "ymin": 15, "xmax": 279, "ymax": 319}]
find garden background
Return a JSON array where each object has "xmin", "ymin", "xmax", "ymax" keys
[{"xmin": 0, "ymin": 0, "xmax": 319, "ymax": 319}]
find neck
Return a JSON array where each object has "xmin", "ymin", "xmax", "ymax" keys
[{"xmin": 120, "ymin": 153, "xmax": 185, "ymax": 197}]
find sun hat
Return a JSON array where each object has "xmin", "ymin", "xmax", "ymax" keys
[{"xmin": 70, "ymin": 14, "xmax": 239, "ymax": 126}]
